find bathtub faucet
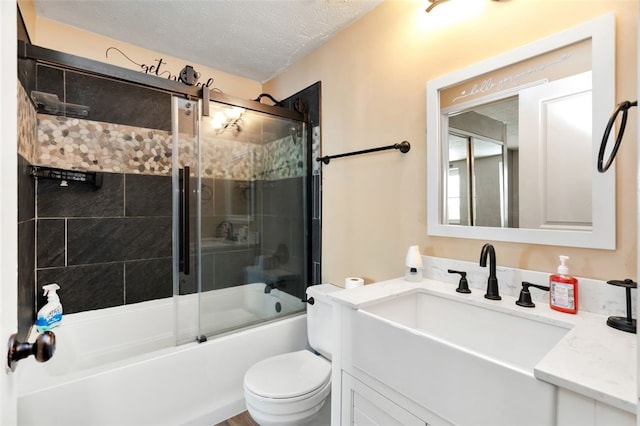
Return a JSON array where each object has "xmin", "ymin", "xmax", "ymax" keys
[
  {"xmin": 264, "ymin": 282, "xmax": 278, "ymax": 293},
  {"xmin": 479, "ymin": 243, "xmax": 501, "ymax": 300}
]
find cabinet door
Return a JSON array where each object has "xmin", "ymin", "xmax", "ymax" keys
[
  {"xmin": 342, "ymin": 373, "xmax": 426, "ymax": 426},
  {"xmin": 556, "ymin": 388, "xmax": 636, "ymax": 426}
]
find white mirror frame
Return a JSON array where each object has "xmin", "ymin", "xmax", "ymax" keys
[{"xmin": 426, "ymin": 13, "xmax": 616, "ymax": 250}]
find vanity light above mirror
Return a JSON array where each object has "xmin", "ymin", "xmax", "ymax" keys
[{"xmin": 426, "ymin": 14, "xmax": 615, "ymax": 249}]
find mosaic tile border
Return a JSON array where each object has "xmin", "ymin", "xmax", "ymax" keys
[
  {"xmin": 18, "ymin": 82, "xmax": 37, "ymax": 163},
  {"xmin": 35, "ymin": 114, "xmax": 307, "ymax": 180}
]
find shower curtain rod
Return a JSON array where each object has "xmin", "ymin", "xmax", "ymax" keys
[{"xmin": 316, "ymin": 141, "xmax": 411, "ymax": 165}]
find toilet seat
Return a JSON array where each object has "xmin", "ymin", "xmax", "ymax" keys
[{"xmin": 244, "ymin": 350, "xmax": 331, "ymax": 400}]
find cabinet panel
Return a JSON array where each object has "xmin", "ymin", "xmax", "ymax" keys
[
  {"xmin": 557, "ymin": 387, "xmax": 635, "ymax": 426},
  {"xmin": 594, "ymin": 401, "xmax": 635, "ymax": 426},
  {"xmin": 342, "ymin": 373, "xmax": 425, "ymax": 426}
]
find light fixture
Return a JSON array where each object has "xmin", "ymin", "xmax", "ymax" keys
[
  {"xmin": 426, "ymin": 0, "xmax": 501, "ymax": 13},
  {"xmin": 210, "ymin": 106, "xmax": 245, "ymax": 134},
  {"xmin": 404, "ymin": 245, "xmax": 423, "ymax": 282},
  {"xmin": 426, "ymin": 0, "xmax": 449, "ymax": 12}
]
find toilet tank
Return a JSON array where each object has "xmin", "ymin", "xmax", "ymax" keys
[{"xmin": 306, "ymin": 284, "xmax": 342, "ymax": 360}]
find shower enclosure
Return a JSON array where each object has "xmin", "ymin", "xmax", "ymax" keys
[
  {"xmin": 17, "ymin": 42, "xmax": 314, "ymax": 366},
  {"xmin": 173, "ymin": 95, "xmax": 310, "ymax": 343}
]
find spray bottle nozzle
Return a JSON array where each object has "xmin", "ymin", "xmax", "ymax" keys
[{"xmin": 42, "ymin": 283, "xmax": 60, "ymax": 297}]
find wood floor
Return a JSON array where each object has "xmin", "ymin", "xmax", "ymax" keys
[{"xmin": 214, "ymin": 411, "xmax": 259, "ymax": 426}]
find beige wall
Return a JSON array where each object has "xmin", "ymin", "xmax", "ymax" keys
[
  {"xmin": 20, "ymin": 8, "xmax": 261, "ymax": 99},
  {"xmin": 263, "ymin": 0, "xmax": 638, "ymax": 284},
  {"xmin": 20, "ymin": 0, "xmax": 637, "ymax": 284}
]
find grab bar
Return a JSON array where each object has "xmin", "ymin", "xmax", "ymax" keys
[
  {"xmin": 598, "ymin": 100, "xmax": 637, "ymax": 173},
  {"xmin": 316, "ymin": 141, "xmax": 410, "ymax": 165}
]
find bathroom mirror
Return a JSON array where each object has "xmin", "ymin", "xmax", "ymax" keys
[{"xmin": 427, "ymin": 14, "xmax": 616, "ymax": 249}]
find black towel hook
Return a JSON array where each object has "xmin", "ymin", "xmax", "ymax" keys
[{"xmin": 597, "ymin": 100, "xmax": 637, "ymax": 173}]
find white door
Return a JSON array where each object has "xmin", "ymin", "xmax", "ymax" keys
[
  {"xmin": 518, "ymin": 71, "xmax": 593, "ymax": 230},
  {"xmin": 1, "ymin": 2, "xmax": 19, "ymax": 425}
]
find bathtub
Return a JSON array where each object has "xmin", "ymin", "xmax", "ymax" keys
[{"xmin": 16, "ymin": 283, "xmax": 308, "ymax": 426}]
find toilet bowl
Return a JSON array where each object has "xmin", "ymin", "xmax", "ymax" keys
[
  {"xmin": 244, "ymin": 350, "xmax": 331, "ymax": 426},
  {"xmin": 243, "ymin": 284, "xmax": 341, "ymax": 426}
]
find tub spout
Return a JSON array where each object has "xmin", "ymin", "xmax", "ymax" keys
[{"xmin": 264, "ymin": 282, "xmax": 277, "ymax": 293}]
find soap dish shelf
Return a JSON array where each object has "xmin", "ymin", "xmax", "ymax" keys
[{"xmin": 30, "ymin": 165, "xmax": 103, "ymax": 189}]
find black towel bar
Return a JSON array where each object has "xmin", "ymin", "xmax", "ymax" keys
[{"xmin": 316, "ymin": 141, "xmax": 410, "ymax": 165}]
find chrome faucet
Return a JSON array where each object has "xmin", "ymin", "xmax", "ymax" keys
[
  {"xmin": 264, "ymin": 282, "xmax": 277, "ymax": 293},
  {"xmin": 479, "ymin": 243, "xmax": 501, "ymax": 300}
]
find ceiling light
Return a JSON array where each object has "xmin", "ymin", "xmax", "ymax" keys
[{"xmin": 426, "ymin": 0, "xmax": 501, "ymax": 13}]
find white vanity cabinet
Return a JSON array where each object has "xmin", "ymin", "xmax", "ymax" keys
[
  {"xmin": 556, "ymin": 388, "xmax": 635, "ymax": 426},
  {"xmin": 329, "ymin": 278, "xmax": 637, "ymax": 426}
]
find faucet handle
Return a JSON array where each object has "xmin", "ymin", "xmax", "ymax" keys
[
  {"xmin": 516, "ymin": 281, "xmax": 550, "ymax": 308},
  {"xmin": 448, "ymin": 269, "xmax": 471, "ymax": 294}
]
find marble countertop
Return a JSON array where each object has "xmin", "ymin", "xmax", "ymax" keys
[{"xmin": 328, "ymin": 277, "xmax": 637, "ymax": 414}]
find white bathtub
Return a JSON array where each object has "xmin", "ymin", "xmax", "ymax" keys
[{"xmin": 16, "ymin": 284, "xmax": 308, "ymax": 426}]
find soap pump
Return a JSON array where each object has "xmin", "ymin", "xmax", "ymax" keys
[
  {"xmin": 404, "ymin": 245, "xmax": 423, "ymax": 282},
  {"xmin": 549, "ymin": 255, "xmax": 578, "ymax": 314},
  {"xmin": 35, "ymin": 283, "xmax": 63, "ymax": 333}
]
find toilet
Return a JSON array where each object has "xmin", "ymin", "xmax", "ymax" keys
[{"xmin": 243, "ymin": 283, "xmax": 341, "ymax": 426}]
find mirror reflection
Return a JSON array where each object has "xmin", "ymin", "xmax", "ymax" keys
[
  {"xmin": 443, "ymin": 71, "xmax": 593, "ymax": 231},
  {"xmin": 447, "ymin": 96, "xmax": 515, "ymax": 228}
]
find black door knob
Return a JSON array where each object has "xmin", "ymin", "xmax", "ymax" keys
[{"xmin": 7, "ymin": 331, "xmax": 56, "ymax": 372}]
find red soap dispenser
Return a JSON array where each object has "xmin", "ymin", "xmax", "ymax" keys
[{"xmin": 549, "ymin": 255, "xmax": 578, "ymax": 314}]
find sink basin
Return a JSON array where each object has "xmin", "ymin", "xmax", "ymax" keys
[
  {"xmin": 351, "ymin": 289, "xmax": 571, "ymax": 425},
  {"xmin": 360, "ymin": 290, "xmax": 569, "ymax": 372}
]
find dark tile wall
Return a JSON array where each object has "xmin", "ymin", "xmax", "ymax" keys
[
  {"xmin": 194, "ymin": 175, "xmax": 308, "ymax": 299},
  {"xmin": 31, "ymin": 168, "xmax": 311, "ymax": 313},
  {"xmin": 22, "ymin": 61, "xmax": 172, "ymax": 130},
  {"xmin": 257, "ymin": 177, "xmax": 307, "ymax": 298},
  {"xmin": 35, "ymin": 172, "xmax": 173, "ymax": 314},
  {"xmin": 17, "ymin": 154, "xmax": 35, "ymax": 340},
  {"xmin": 195, "ymin": 177, "xmax": 263, "ymax": 294},
  {"xmin": 19, "ymin": 48, "xmax": 320, "ymax": 314},
  {"xmin": 36, "ymin": 172, "xmax": 268, "ymax": 313},
  {"xmin": 281, "ymin": 82, "xmax": 322, "ymax": 286}
]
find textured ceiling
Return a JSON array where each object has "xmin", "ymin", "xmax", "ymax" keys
[{"xmin": 32, "ymin": 0, "xmax": 382, "ymax": 83}]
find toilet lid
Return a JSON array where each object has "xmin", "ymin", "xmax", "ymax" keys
[{"xmin": 244, "ymin": 350, "xmax": 331, "ymax": 399}]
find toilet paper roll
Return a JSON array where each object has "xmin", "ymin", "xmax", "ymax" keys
[{"xmin": 345, "ymin": 277, "xmax": 364, "ymax": 289}]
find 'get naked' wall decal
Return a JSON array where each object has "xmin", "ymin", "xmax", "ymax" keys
[{"xmin": 106, "ymin": 47, "xmax": 214, "ymax": 88}]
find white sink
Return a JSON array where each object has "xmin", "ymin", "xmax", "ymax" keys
[
  {"xmin": 351, "ymin": 289, "xmax": 571, "ymax": 426},
  {"xmin": 360, "ymin": 290, "xmax": 569, "ymax": 372}
]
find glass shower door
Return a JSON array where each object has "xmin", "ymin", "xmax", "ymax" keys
[
  {"xmin": 172, "ymin": 95, "xmax": 309, "ymax": 344},
  {"xmin": 171, "ymin": 96, "xmax": 202, "ymax": 344},
  {"xmin": 196, "ymin": 99, "xmax": 308, "ymax": 340}
]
